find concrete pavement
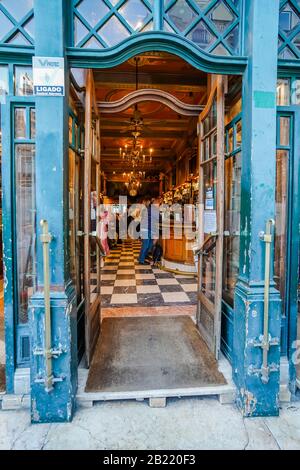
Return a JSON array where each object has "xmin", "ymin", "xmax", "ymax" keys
[{"xmin": 0, "ymin": 396, "xmax": 299, "ymax": 450}]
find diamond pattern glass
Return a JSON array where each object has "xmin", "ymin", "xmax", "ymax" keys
[
  {"xmin": 74, "ymin": 16, "xmax": 89, "ymax": 46},
  {"xmin": 140, "ymin": 20, "xmax": 153, "ymax": 32},
  {"xmin": 23, "ymin": 17, "xmax": 35, "ymax": 39},
  {"xmin": 83, "ymin": 36, "xmax": 103, "ymax": 48},
  {"xmin": 193, "ymin": 0, "xmax": 212, "ymax": 11},
  {"xmin": 279, "ymin": 3, "xmax": 300, "ymax": 36},
  {"xmin": 0, "ymin": 9, "xmax": 13, "ymax": 40},
  {"xmin": 167, "ymin": 0, "xmax": 197, "ymax": 32},
  {"xmin": 292, "ymin": 31, "xmax": 300, "ymax": 51},
  {"xmin": 279, "ymin": 46, "xmax": 297, "ymax": 60},
  {"xmin": 98, "ymin": 15, "xmax": 130, "ymax": 46},
  {"xmin": 72, "ymin": 0, "xmax": 241, "ymax": 55},
  {"xmin": 278, "ymin": 0, "xmax": 300, "ymax": 60},
  {"xmin": 225, "ymin": 24, "xmax": 239, "ymax": 53},
  {"xmin": 77, "ymin": 0, "xmax": 110, "ymax": 27},
  {"xmin": 8, "ymin": 31, "xmax": 31, "ymax": 46},
  {"xmin": 0, "ymin": 0, "xmax": 34, "ymax": 46},
  {"xmin": 187, "ymin": 20, "xmax": 216, "ymax": 50},
  {"xmin": 208, "ymin": 1, "xmax": 235, "ymax": 33},
  {"xmin": 119, "ymin": 0, "xmax": 151, "ymax": 30},
  {"xmin": 0, "ymin": 0, "xmax": 33, "ymax": 22},
  {"xmin": 211, "ymin": 43, "xmax": 229, "ymax": 56}
]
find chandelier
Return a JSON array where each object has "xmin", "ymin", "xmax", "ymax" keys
[
  {"xmin": 119, "ymin": 56, "xmax": 153, "ymax": 169},
  {"xmin": 123, "ymin": 170, "xmax": 145, "ymax": 197},
  {"xmin": 119, "ymin": 139, "xmax": 153, "ymax": 168}
]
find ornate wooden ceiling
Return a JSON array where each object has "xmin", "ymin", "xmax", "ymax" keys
[{"xmin": 94, "ymin": 52, "xmax": 207, "ymax": 179}]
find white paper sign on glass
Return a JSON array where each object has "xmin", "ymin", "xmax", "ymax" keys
[
  {"xmin": 33, "ymin": 57, "xmax": 65, "ymax": 96},
  {"xmin": 204, "ymin": 210, "xmax": 217, "ymax": 234}
]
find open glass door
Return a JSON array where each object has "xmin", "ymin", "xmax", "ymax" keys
[
  {"xmin": 197, "ymin": 75, "xmax": 225, "ymax": 358},
  {"xmin": 84, "ymin": 70, "xmax": 102, "ymax": 365}
]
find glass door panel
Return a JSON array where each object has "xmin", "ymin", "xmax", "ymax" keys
[
  {"xmin": 223, "ymin": 151, "xmax": 241, "ymax": 306},
  {"xmin": 15, "ymin": 143, "xmax": 36, "ymax": 324},
  {"xmin": 274, "ymin": 149, "xmax": 288, "ymax": 304},
  {"xmin": 197, "ymin": 76, "xmax": 225, "ymax": 357},
  {"xmin": 13, "ymin": 105, "xmax": 36, "ymax": 329}
]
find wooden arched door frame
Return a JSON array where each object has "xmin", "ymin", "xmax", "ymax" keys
[{"xmin": 98, "ymin": 88, "xmax": 204, "ymax": 117}]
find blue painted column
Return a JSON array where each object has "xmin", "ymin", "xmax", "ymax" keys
[
  {"xmin": 29, "ymin": 0, "xmax": 77, "ymax": 423},
  {"xmin": 233, "ymin": 0, "xmax": 281, "ymax": 416}
]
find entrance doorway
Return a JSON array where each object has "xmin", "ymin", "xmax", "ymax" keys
[{"xmin": 68, "ymin": 53, "xmax": 242, "ymax": 402}]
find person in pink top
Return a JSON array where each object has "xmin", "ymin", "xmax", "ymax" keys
[{"xmin": 98, "ymin": 209, "xmax": 110, "ymax": 256}]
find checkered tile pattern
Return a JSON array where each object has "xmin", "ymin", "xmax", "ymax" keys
[{"xmin": 100, "ymin": 240, "xmax": 198, "ymax": 307}]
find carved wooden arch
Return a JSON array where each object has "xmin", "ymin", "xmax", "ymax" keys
[{"xmin": 99, "ymin": 89, "xmax": 204, "ymax": 116}]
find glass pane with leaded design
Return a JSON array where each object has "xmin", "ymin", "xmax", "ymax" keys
[
  {"xmin": 74, "ymin": 16, "xmax": 89, "ymax": 46},
  {"xmin": 193, "ymin": 0, "xmax": 212, "ymax": 11},
  {"xmin": 119, "ymin": 0, "xmax": 151, "ymax": 30},
  {"xmin": 279, "ymin": 2, "xmax": 300, "ymax": 36},
  {"xmin": 292, "ymin": 32, "xmax": 300, "ymax": 51},
  {"xmin": 208, "ymin": 1, "xmax": 235, "ymax": 34},
  {"xmin": 279, "ymin": 46, "xmax": 297, "ymax": 59},
  {"xmin": 167, "ymin": 0, "xmax": 197, "ymax": 32},
  {"xmin": 8, "ymin": 31, "xmax": 31, "ymax": 45},
  {"xmin": 140, "ymin": 20, "xmax": 153, "ymax": 32},
  {"xmin": 23, "ymin": 16, "xmax": 35, "ymax": 39},
  {"xmin": 77, "ymin": 0, "xmax": 110, "ymax": 27},
  {"xmin": 225, "ymin": 24, "xmax": 239, "ymax": 54},
  {"xmin": 98, "ymin": 15, "xmax": 130, "ymax": 46},
  {"xmin": 83, "ymin": 36, "xmax": 103, "ymax": 49},
  {"xmin": 211, "ymin": 43, "xmax": 229, "ymax": 56},
  {"xmin": 187, "ymin": 20, "xmax": 216, "ymax": 49},
  {"xmin": 0, "ymin": 0, "xmax": 33, "ymax": 22},
  {"xmin": 0, "ymin": 9, "xmax": 13, "ymax": 40}
]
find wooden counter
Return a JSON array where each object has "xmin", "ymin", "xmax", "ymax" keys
[{"xmin": 161, "ymin": 222, "xmax": 195, "ymax": 270}]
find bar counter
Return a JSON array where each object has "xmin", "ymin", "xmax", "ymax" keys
[{"xmin": 160, "ymin": 221, "xmax": 196, "ymax": 273}]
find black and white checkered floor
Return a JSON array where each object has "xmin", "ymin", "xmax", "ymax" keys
[{"xmin": 96, "ymin": 240, "xmax": 198, "ymax": 307}]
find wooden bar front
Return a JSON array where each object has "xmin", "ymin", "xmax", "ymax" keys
[{"xmin": 161, "ymin": 222, "xmax": 195, "ymax": 267}]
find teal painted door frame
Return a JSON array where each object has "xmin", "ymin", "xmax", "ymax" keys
[
  {"xmin": 233, "ymin": 0, "xmax": 282, "ymax": 417},
  {"xmin": 276, "ymin": 106, "xmax": 300, "ymax": 391},
  {"xmin": 0, "ymin": 0, "xmax": 290, "ymax": 422},
  {"xmin": 1, "ymin": 96, "xmax": 35, "ymax": 393}
]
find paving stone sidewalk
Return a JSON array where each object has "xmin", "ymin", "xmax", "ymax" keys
[{"xmin": 0, "ymin": 397, "xmax": 299, "ymax": 450}]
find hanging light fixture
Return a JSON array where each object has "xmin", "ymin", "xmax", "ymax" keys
[
  {"xmin": 119, "ymin": 57, "xmax": 154, "ymax": 169},
  {"xmin": 123, "ymin": 170, "xmax": 145, "ymax": 197}
]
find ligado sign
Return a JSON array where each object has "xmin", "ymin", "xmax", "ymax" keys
[{"xmin": 33, "ymin": 57, "xmax": 65, "ymax": 96}]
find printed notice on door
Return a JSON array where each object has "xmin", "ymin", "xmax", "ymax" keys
[
  {"xmin": 204, "ymin": 210, "xmax": 217, "ymax": 233},
  {"xmin": 33, "ymin": 57, "xmax": 65, "ymax": 96}
]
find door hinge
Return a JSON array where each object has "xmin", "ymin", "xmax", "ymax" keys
[{"xmin": 248, "ymin": 363, "xmax": 279, "ymax": 380}]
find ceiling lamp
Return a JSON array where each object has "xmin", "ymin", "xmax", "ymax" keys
[
  {"xmin": 119, "ymin": 56, "xmax": 153, "ymax": 169},
  {"xmin": 123, "ymin": 171, "xmax": 145, "ymax": 197},
  {"xmin": 120, "ymin": 141, "xmax": 153, "ymax": 168}
]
